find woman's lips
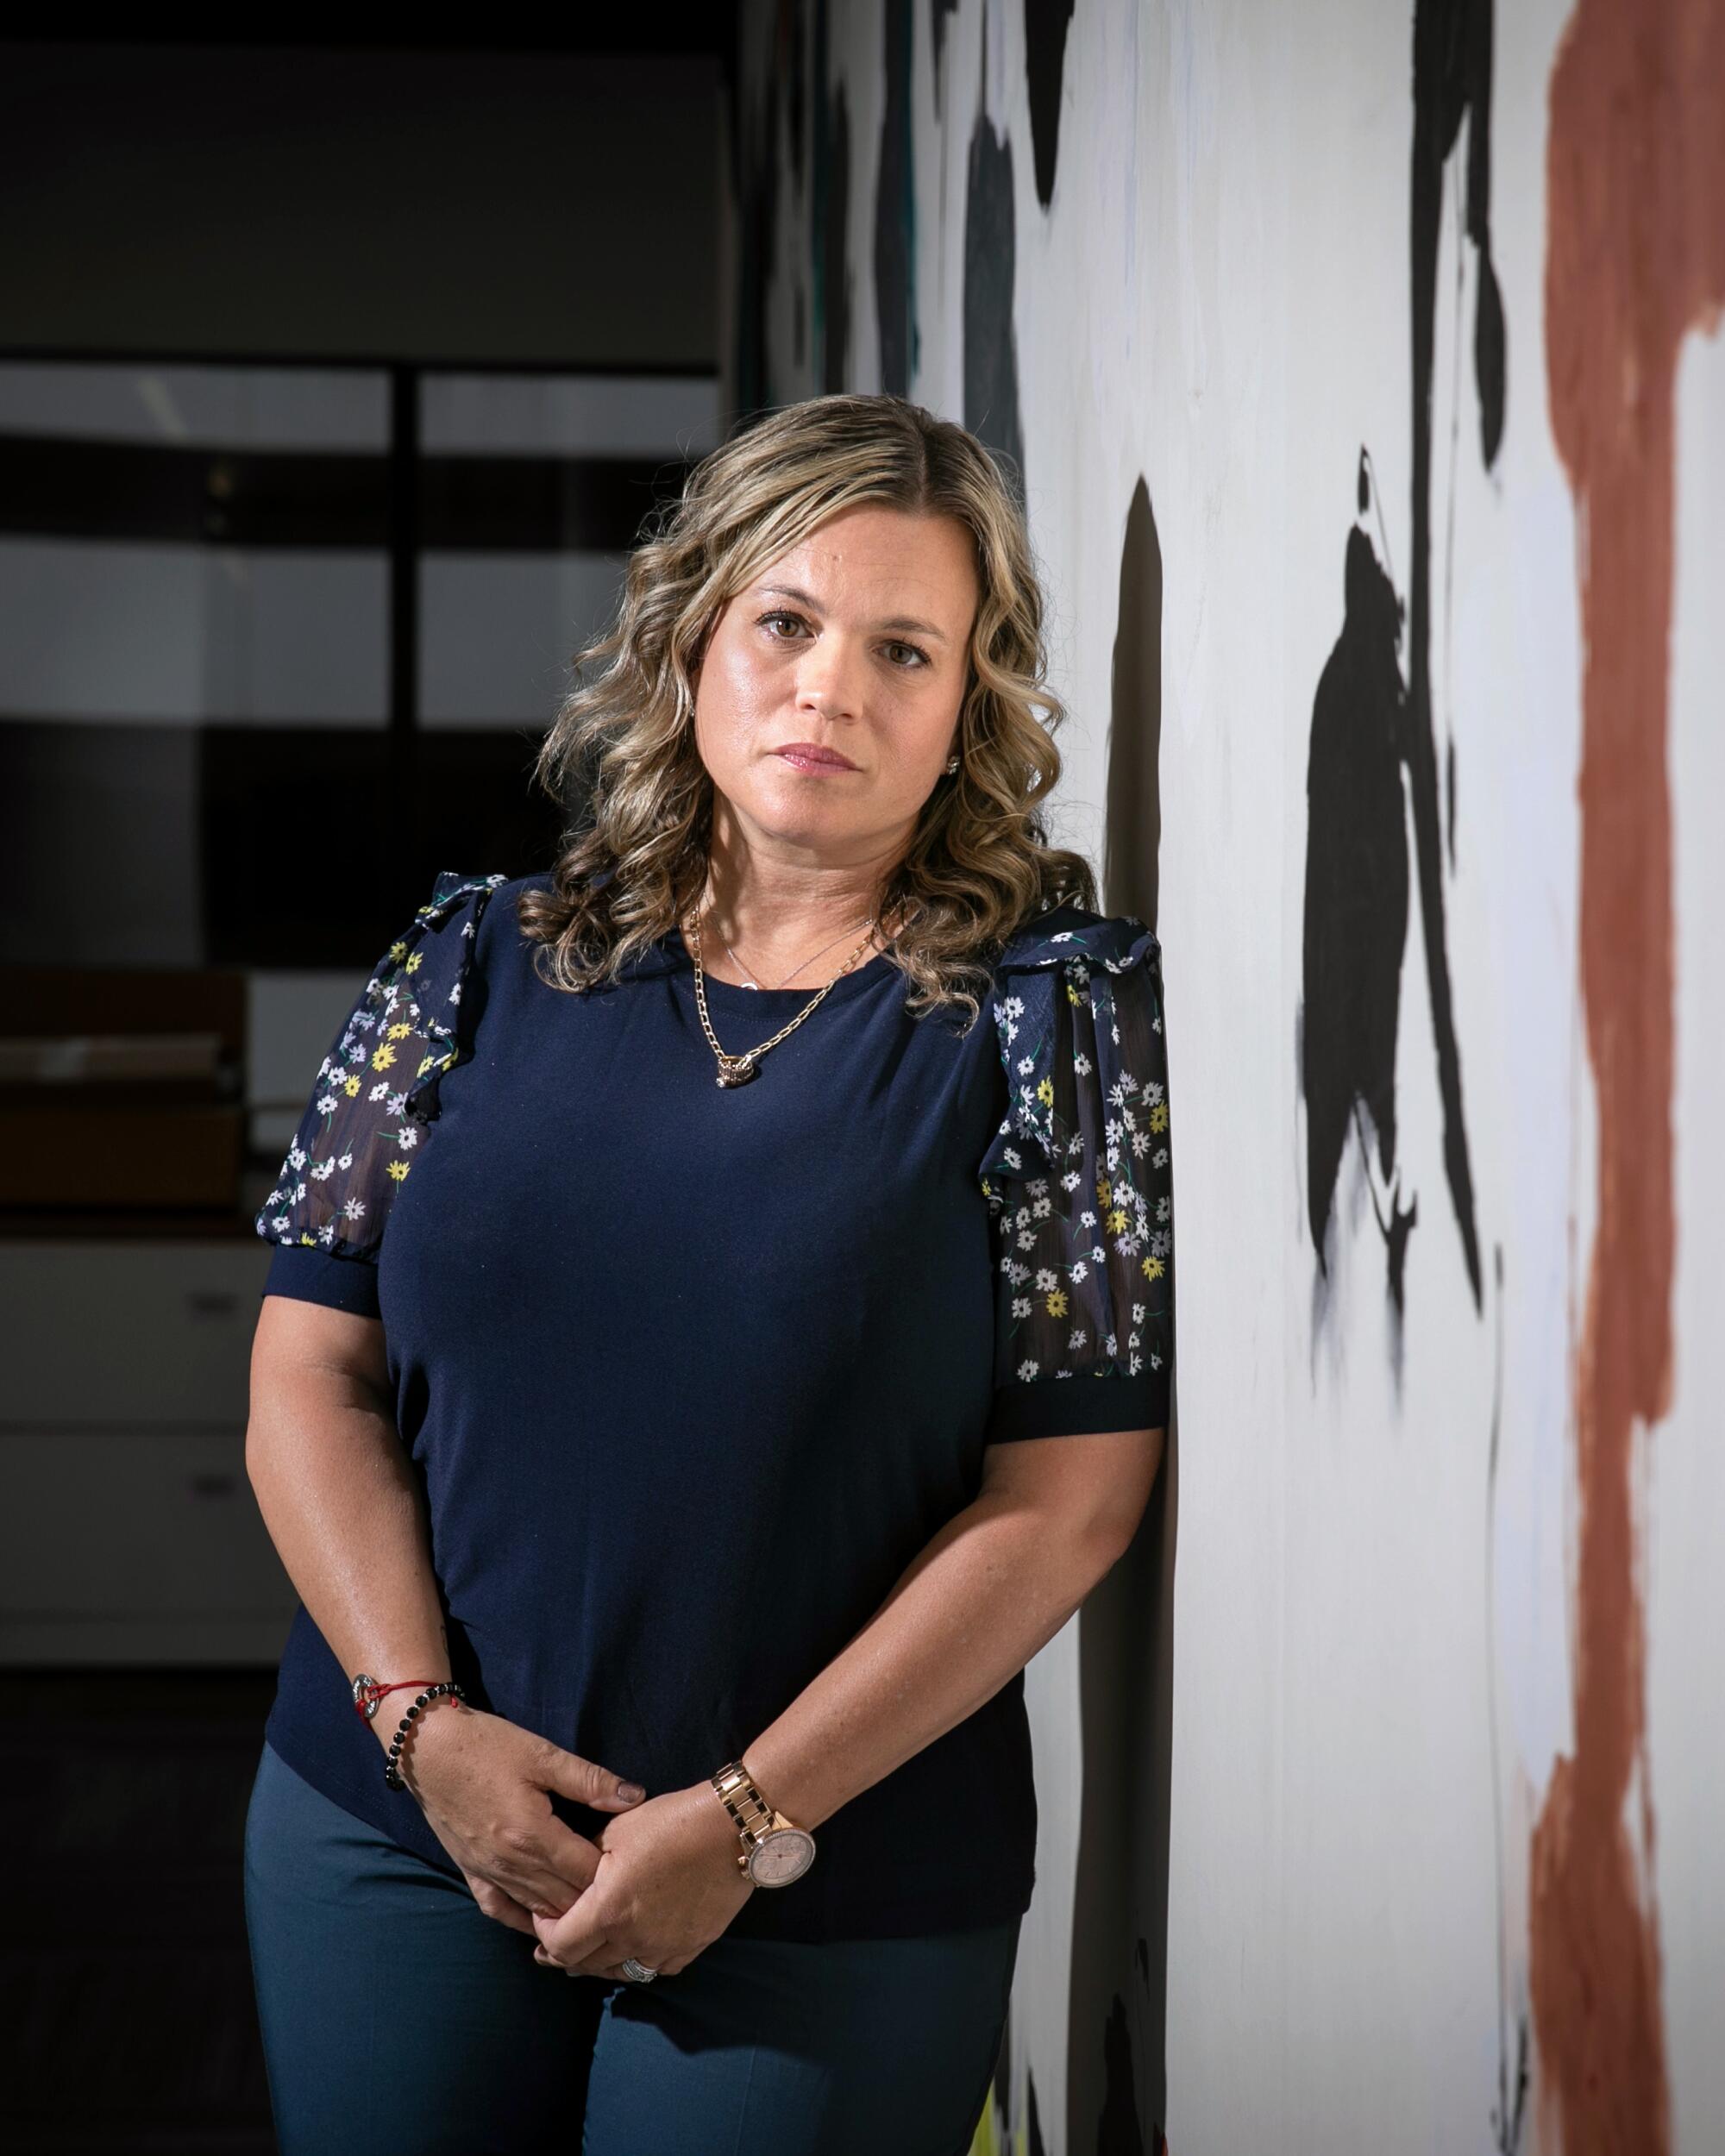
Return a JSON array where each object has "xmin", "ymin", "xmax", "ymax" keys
[{"xmin": 773, "ymin": 745, "xmax": 858, "ymax": 773}]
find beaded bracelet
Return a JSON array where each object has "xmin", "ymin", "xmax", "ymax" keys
[{"xmin": 382, "ymin": 1680, "xmax": 467, "ymax": 1790}]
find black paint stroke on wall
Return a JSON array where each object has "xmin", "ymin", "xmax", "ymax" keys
[
  {"xmin": 990, "ymin": 2004, "xmax": 1012, "ymax": 2139},
  {"xmin": 825, "ymin": 85, "xmax": 853, "ymax": 391},
  {"xmin": 1098, "ymin": 1992, "xmax": 1148, "ymax": 2154},
  {"xmin": 1302, "ymin": 457, "xmax": 1418, "ymax": 1311},
  {"xmin": 1024, "ymin": 0, "xmax": 1076, "ymax": 210},
  {"xmin": 1068, "ymin": 1267, "xmax": 1176, "ymax": 2156},
  {"xmin": 1026, "ymin": 2067, "xmax": 1048, "ymax": 2156},
  {"xmin": 781, "ymin": 0, "xmax": 808, "ymax": 195},
  {"xmin": 874, "ymin": 0, "xmax": 918, "ymax": 393},
  {"xmin": 1484, "ymin": 1240, "xmax": 1532, "ymax": 2153},
  {"xmin": 809, "ymin": 0, "xmax": 853, "ymax": 392},
  {"xmin": 1300, "ymin": 0, "xmax": 1502, "ymax": 1316},
  {"xmin": 962, "ymin": 112, "xmax": 1026, "ymax": 506},
  {"xmin": 732, "ymin": 0, "xmax": 811, "ymax": 413},
  {"xmin": 1405, "ymin": 0, "xmax": 1499, "ymax": 1304},
  {"xmin": 1104, "ymin": 478, "xmax": 1165, "ymax": 931},
  {"xmin": 729, "ymin": 51, "xmax": 774, "ymax": 414},
  {"xmin": 931, "ymin": 0, "xmax": 962, "ymax": 109}
]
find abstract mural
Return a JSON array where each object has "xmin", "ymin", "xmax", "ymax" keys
[
  {"xmin": 1529, "ymin": 6, "xmax": 1723, "ymax": 2153},
  {"xmin": 731, "ymin": 3, "xmax": 1723, "ymax": 2149},
  {"xmin": 1302, "ymin": 0, "xmax": 1500, "ymax": 1327}
]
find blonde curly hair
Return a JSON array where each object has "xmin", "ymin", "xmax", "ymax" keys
[{"xmin": 517, "ymin": 390, "xmax": 1097, "ymax": 1027}]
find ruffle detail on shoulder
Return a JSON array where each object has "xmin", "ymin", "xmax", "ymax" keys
[
  {"xmin": 254, "ymin": 868, "xmax": 506, "ymax": 1263},
  {"xmin": 989, "ymin": 909, "xmax": 1159, "ymax": 977},
  {"xmin": 400, "ymin": 869, "xmax": 510, "ymax": 1122},
  {"xmin": 978, "ymin": 911, "xmax": 1163, "ymax": 1190}
]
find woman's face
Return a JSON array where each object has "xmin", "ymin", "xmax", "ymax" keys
[{"xmin": 691, "ymin": 504, "xmax": 981, "ymax": 868}]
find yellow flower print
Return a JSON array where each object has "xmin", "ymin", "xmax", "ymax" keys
[
  {"xmin": 1150, "ymin": 1102, "xmax": 1170, "ymax": 1133},
  {"xmin": 1142, "ymin": 1253, "xmax": 1164, "ymax": 1281},
  {"xmin": 387, "ymin": 940, "xmax": 408, "ymax": 962},
  {"xmin": 386, "ymin": 1022, "xmax": 412, "ymax": 1041},
  {"xmin": 1107, "ymin": 1206, "xmax": 1128, "ymax": 1235},
  {"xmin": 1095, "ymin": 1174, "xmax": 1113, "ymax": 1208},
  {"xmin": 1036, "ymin": 1076, "xmax": 1054, "ymax": 1109},
  {"xmin": 405, "ymin": 952, "xmax": 423, "ymax": 973},
  {"xmin": 386, "ymin": 1159, "xmax": 411, "ymax": 1182},
  {"xmin": 371, "ymin": 1043, "xmax": 397, "ymax": 1072},
  {"xmin": 1044, "ymin": 1288, "xmax": 1069, "ymax": 1319},
  {"xmin": 1065, "ymin": 980, "xmax": 1083, "ymax": 1006},
  {"xmin": 298, "ymin": 1232, "xmax": 317, "ymax": 1245},
  {"xmin": 417, "ymin": 1053, "xmax": 436, "ymax": 1078},
  {"xmin": 343, "ymin": 1077, "xmax": 361, "ymax": 1098}
]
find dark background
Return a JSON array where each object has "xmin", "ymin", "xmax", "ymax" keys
[{"xmin": 0, "ymin": 27, "xmax": 737, "ymax": 2152}]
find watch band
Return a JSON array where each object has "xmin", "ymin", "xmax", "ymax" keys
[
  {"xmin": 711, "ymin": 1759, "xmax": 781, "ymax": 1865},
  {"xmin": 710, "ymin": 1757, "xmax": 817, "ymax": 1889}
]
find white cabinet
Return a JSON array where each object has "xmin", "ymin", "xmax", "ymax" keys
[{"xmin": 0, "ymin": 1239, "xmax": 297, "ymax": 1663}]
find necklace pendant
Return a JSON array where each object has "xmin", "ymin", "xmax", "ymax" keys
[{"xmin": 717, "ymin": 1055, "xmax": 758, "ymax": 1087}]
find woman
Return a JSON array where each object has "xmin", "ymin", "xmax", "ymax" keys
[{"xmin": 242, "ymin": 391, "xmax": 1175, "ymax": 2156}]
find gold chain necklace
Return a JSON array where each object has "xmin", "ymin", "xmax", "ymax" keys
[{"xmin": 687, "ymin": 906, "xmax": 883, "ymax": 1087}]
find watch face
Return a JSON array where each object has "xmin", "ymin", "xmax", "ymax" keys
[{"xmin": 748, "ymin": 1827, "xmax": 816, "ymax": 1886}]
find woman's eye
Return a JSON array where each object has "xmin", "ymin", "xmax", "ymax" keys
[{"xmin": 758, "ymin": 613, "xmax": 927, "ymax": 668}]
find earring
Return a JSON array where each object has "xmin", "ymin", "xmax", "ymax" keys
[{"xmin": 944, "ymin": 754, "xmax": 960, "ymax": 774}]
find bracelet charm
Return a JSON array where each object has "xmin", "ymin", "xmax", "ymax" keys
[{"xmin": 351, "ymin": 1672, "xmax": 442, "ymax": 1721}]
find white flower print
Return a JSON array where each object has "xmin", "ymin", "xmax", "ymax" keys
[
  {"xmin": 251, "ymin": 874, "xmax": 499, "ymax": 1268},
  {"xmin": 979, "ymin": 916, "xmax": 1174, "ymax": 1422}
]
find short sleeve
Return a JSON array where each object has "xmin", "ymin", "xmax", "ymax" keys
[
  {"xmin": 254, "ymin": 868, "xmax": 506, "ymax": 1317},
  {"xmin": 977, "ymin": 912, "xmax": 1175, "ymax": 1442}
]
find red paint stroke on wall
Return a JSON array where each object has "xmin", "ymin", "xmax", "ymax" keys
[{"xmin": 1534, "ymin": 3, "xmax": 1723, "ymax": 2150}]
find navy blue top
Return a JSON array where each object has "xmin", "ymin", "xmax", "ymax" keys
[{"xmin": 254, "ymin": 865, "xmax": 1175, "ymax": 1941}]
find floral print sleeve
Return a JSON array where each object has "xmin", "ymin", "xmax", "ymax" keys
[
  {"xmin": 255, "ymin": 869, "xmax": 505, "ymax": 1314},
  {"xmin": 977, "ymin": 912, "xmax": 1175, "ymax": 1443}
]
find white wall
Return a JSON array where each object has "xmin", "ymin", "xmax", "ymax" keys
[{"xmin": 737, "ymin": 3, "xmax": 1725, "ymax": 2150}]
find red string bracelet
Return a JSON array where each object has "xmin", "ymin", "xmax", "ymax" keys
[{"xmin": 350, "ymin": 1674, "xmax": 443, "ymax": 1721}]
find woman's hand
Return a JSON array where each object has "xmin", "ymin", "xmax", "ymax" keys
[
  {"xmin": 393, "ymin": 1702, "xmax": 648, "ymax": 1936},
  {"xmin": 530, "ymin": 1781, "xmax": 755, "ymax": 1979}
]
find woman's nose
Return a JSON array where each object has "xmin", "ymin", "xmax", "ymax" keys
[{"xmin": 794, "ymin": 636, "xmax": 868, "ymax": 718}]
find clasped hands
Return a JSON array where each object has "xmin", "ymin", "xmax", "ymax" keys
[
  {"xmin": 529, "ymin": 1778, "xmax": 756, "ymax": 1979},
  {"xmin": 397, "ymin": 1702, "xmax": 754, "ymax": 1983}
]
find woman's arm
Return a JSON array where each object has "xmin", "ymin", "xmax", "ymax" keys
[
  {"xmin": 530, "ymin": 1423, "xmax": 1163, "ymax": 1980},
  {"xmin": 739, "ymin": 1423, "xmax": 1165, "ymax": 1831},
  {"xmin": 247, "ymin": 1294, "xmax": 450, "ymax": 1709},
  {"xmin": 246, "ymin": 1294, "xmax": 647, "ymax": 1928}
]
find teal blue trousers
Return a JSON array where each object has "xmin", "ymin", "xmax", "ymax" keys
[{"xmin": 243, "ymin": 1739, "xmax": 1019, "ymax": 2155}]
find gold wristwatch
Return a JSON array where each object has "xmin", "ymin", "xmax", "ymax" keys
[{"xmin": 710, "ymin": 1759, "xmax": 817, "ymax": 1887}]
